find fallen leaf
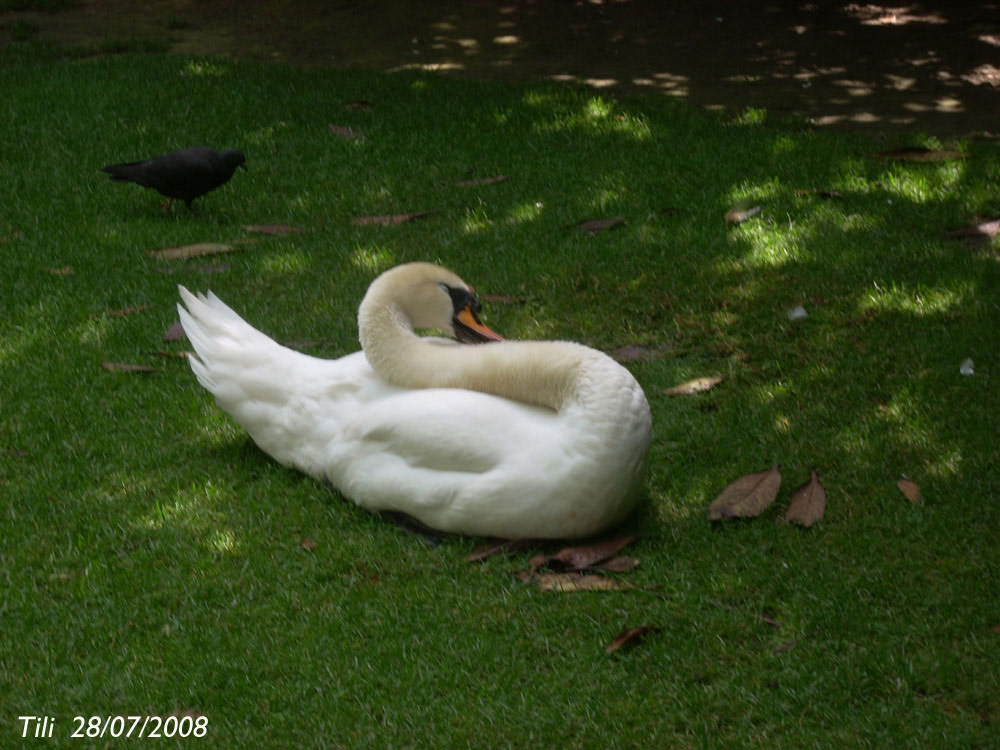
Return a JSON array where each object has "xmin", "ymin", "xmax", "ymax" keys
[
  {"xmin": 455, "ymin": 175, "xmax": 508, "ymax": 187},
  {"xmin": 872, "ymin": 147, "xmax": 967, "ymax": 161},
  {"xmin": 664, "ymin": 375, "xmax": 723, "ymax": 396},
  {"xmin": 163, "ymin": 321, "xmax": 186, "ymax": 341},
  {"xmin": 464, "ymin": 539, "xmax": 532, "ymax": 562},
  {"xmin": 576, "ymin": 216, "xmax": 624, "ymax": 234},
  {"xmin": 345, "ymin": 100, "xmax": 373, "ymax": 110},
  {"xmin": 482, "ymin": 293, "xmax": 528, "ymax": 305},
  {"xmin": 945, "ymin": 219, "xmax": 1000, "ymax": 243},
  {"xmin": 527, "ymin": 551, "xmax": 548, "ymax": 575},
  {"xmin": 300, "ymin": 537, "xmax": 317, "ymax": 550},
  {"xmin": 45, "ymin": 266, "xmax": 75, "ymax": 275},
  {"xmin": 606, "ymin": 625, "xmax": 662, "ymax": 654},
  {"xmin": 529, "ymin": 572, "xmax": 633, "ymax": 593},
  {"xmin": 897, "ymin": 478, "xmax": 922, "ymax": 503},
  {"xmin": 795, "ymin": 189, "xmax": 844, "ymax": 199},
  {"xmin": 613, "ymin": 344, "xmax": 666, "ymax": 363},
  {"xmin": 785, "ymin": 468, "xmax": 827, "ymax": 527},
  {"xmin": 329, "ymin": 124, "xmax": 364, "ymax": 140},
  {"xmin": 708, "ymin": 465, "xmax": 782, "ymax": 520},
  {"xmin": 146, "ymin": 351, "xmax": 191, "ymax": 359},
  {"xmin": 101, "ymin": 361, "xmax": 158, "ymax": 374},
  {"xmin": 351, "ymin": 211, "xmax": 437, "ymax": 226},
  {"xmin": 241, "ymin": 224, "xmax": 305, "ymax": 236},
  {"xmin": 725, "ymin": 202, "xmax": 762, "ymax": 226},
  {"xmin": 590, "ymin": 555, "xmax": 640, "ymax": 573},
  {"xmin": 548, "ymin": 536, "xmax": 639, "ymax": 570},
  {"xmin": 147, "ymin": 243, "xmax": 238, "ymax": 260}
]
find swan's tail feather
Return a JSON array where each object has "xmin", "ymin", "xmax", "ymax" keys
[{"xmin": 176, "ymin": 286, "xmax": 348, "ymax": 478}]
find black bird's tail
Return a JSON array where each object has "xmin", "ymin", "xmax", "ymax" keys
[{"xmin": 101, "ymin": 162, "xmax": 147, "ymax": 184}]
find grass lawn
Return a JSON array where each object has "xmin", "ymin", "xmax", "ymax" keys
[{"xmin": 1, "ymin": 40, "xmax": 998, "ymax": 748}]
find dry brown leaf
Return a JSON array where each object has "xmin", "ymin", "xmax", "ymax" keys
[
  {"xmin": 300, "ymin": 537, "xmax": 317, "ymax": 550},
  {"xmin": 531, "ymin": 572, "xmax": 633, "ymax": 593},
  {"xmin": 785, "ymin": 468, "xmax": 827, "ymax": 527},
  {"xmin": 241, "ymin": 224, "xmax": 306, "ymax": 236},
  {"xmin": 613, "ymin": 344, "xmax": 667, "ymax": 363},
  {"xmin": 464, "ymin": 539, "xmax": 532, "ymax": 562},
  {"xmin": 872, "ymin": 147, "xmax": 967, "ymax": 161},
  {"xmin": 101, "ymin": 361, "xmax": 158, "ymax": 374},
  {"xmin": 329, "ymin": 124, "xmax": 365, "ymax": 140},
  {"xmin": 549, "ymin": 536, "xmax": 639, "ymax": 570},
  {"xmin": 482, "ymin": 293, "xmax": 528, "ymax": 305},
  {"xmin": 147, "ymin": 243, "xmax": 238, "ymax": 260},
  {"xmin": 725, "ymin": 203, "xmax": 762, "ymax": 226},
  {"xmin": 664, "ymin": 375, "xmax": 724, "ymax": 396},
  {"xmin": 897, "ymin": 478, "xmax": 922, "ymax": 503},
  {"xmin": 455, "ymin": 175, "xmax": 508, "ymax": 187},
  {"xmin": 945, "ymin": 219, "xmax": 1000, "ymax": 243},
  {"xmin": 163, "ymin": 320, "xmax": 186, "ymax": 341},
  {"xmin": 708, "ymin": 465, "xmax": 782, "ymax": 520},
  {"xmin": 45, "ymin": 266, "xmax": 75, "ymax": 276},
  {"xmin": 591, "ymin": 555, "xmax": 640, "ymax": 573},
  {"xmin": 351, "ymin": 211, "xmax": 437, "ymax": 226},
  {"xmin": 345, "ymin": 100, "xmax": 373, "ymax": 110},
  {"xmin": 606, "ymin": 625, "xmax": 662, "ymax": 654},
  {"xmin": 576, "ymin": 216, "xmax": 624, "ymax": 234},
  {"xmin": 146, "ymin": 351, "xmax": 191, "ymax": 359}
]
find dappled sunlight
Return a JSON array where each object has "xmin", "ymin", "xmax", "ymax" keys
[
  {"xmin": 505, "ymin": 200, "xmax": 545, "ymax": 225},
  {"xmin": 461, "ymin": 204, "xmax": 493, "ymax": 234},
  {"xmin": 861, "ymin": 280, "xmax": 974, "ymax": 317},
  {"xmin": 259, "ymin": 250, "xmax": 311, "ymax": 274},
  {"xmin": 350, "ymin": 245, "xmax": 397, "ymax": 274}
]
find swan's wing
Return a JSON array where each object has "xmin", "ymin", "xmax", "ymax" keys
[{"xmin": 325, "ymin": 389, "xmax": 558, "ymax": 513}]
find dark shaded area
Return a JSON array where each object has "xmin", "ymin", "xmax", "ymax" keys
[{"xmin": 2, "ymin": 0, "xmax": 999, "ymax": 135}]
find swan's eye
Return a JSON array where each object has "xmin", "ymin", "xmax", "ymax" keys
[{"xmin": 444, "ymin": 285, "xmax": 481, "ymax": 316}]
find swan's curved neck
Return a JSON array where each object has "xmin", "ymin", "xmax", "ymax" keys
[{"xmin": 359, "ymin": 299, "xmax": 586, "ymax": 411}]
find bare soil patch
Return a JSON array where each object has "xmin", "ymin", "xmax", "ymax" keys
[{"xmin": 4, "ymin": 0, "xmax": 999, "ymax": 136}]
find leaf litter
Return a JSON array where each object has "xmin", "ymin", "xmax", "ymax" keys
[
  {"xmin": 101, "ymin": 361, "xmax": 158, "ymax": 374},
  {"xmin": 897, "ymin": 478, "xmax": 922, "ymax": 503},
  {"xmin": 708, "ymin": 465, "xmax": 782, "ymax": 520},
  {"xmin": 242, "ymin": 224, "xmax": 306, "ymax": 236},
  {"xmin": 664, "ymin": 375, "xmax": 723, "ymax": 396},
  {"xmin": 147, "ymin": 242, "xmax": 239, "ymax": 261},
  {"xmin": 576, "ymin": 216, "xmax": 624, "ymax": 234},
  {"xmin": 351, "ymin": 211, "xmax": 438, "ymax": 226},
  {"xmin": 605, "ymin": 625, "xmax": 662, "ymax": 654},
  {"xmin": 784, "ymin": 468, "xmax": 827, "ymax": 527}
]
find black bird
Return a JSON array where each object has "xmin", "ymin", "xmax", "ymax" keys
[{"xmin": 102, "ymin": 147, "xmax": 247, "ymax": 209}]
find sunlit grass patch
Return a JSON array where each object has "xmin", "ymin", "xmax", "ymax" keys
[{"xmin": 1, "ymin": 47, "xmax": 998, "ymax": 749}]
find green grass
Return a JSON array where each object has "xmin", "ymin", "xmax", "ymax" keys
[{"xmin": 1, "ymin": 44, "xmax": 998, "ymax": 748}]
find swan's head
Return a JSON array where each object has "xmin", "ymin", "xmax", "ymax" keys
[{"xmin": 360, "ymin": 262, "xmax": 504, "ymax": 344}]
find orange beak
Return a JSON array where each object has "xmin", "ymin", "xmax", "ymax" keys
[{"xmin": 455, "ymin": 306, "xmax": 505, "ymax": 343}]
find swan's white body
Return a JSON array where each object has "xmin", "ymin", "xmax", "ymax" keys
[{"xmin": 178, "ymin": 263, "xmax": 652, "ymax": 539}]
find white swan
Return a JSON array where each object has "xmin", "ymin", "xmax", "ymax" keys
[{"xmin": 177, "ymin": 262, "xmax": 652, "ymax": 539}]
